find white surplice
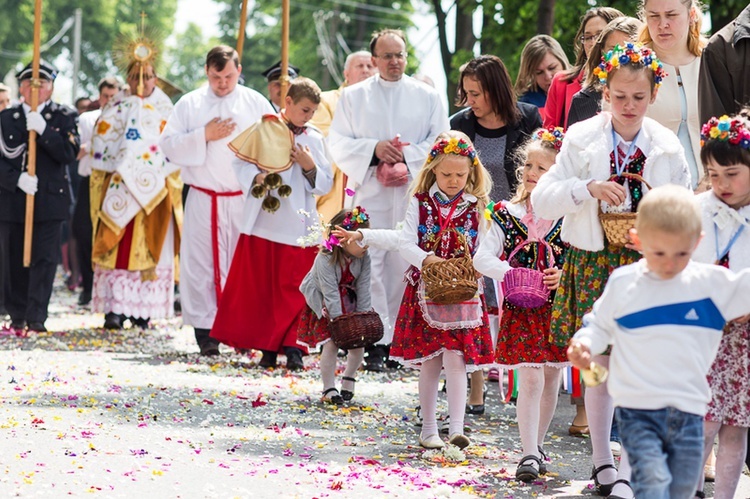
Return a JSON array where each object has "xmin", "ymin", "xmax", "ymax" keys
[
  {"xmin": 327, "ymin": 74, "xmax": 449, "ymax": 343},
  {"xmin": 77, "ymin": 109, "xmax": 101, "ymax": 177},
  {"xmin": 159, "ymin": 85, "xmax": 274, "ymax": 329},
  {"xmin": 232, "ymin": 127, "xmax": 334, "ymax": 245}
]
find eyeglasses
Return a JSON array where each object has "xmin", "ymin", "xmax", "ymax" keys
[
  {"xmin": 580, "ymin": 33, "xmax": 602, "ymax": 44},
  {"xmin": 375, "ymin": 52, "xmax": 406, "ymax": 61}
]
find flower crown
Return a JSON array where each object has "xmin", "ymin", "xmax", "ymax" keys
[
  {"xmin": 594, "ymin": 43, "xmax": 666, "ymax": 88},
  {"xmin": 700, "ymin": 115, "xmax": 750, "ymax": 150},
  {"xmin": 341, "ymin": 206, "xmax": 369, "ymax": 230},
  {"xmin": 427, "ymin": 137, "xmax": 479, "ymax": 167},
  {"xmin": 534, "ymin": 127, "xmax": 564, "ymax": 152}
]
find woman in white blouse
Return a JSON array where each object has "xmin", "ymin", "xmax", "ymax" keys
[{"xmin": 638, "ymin": 0, "xmax": 707, "ymax": 189}]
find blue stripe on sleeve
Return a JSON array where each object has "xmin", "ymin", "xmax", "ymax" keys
[{"xmin": 615, "ymin": 298, "xmax": 726, "ymax": 331}]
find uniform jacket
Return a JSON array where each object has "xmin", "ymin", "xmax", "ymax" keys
[
  {"xmin": 698, "ymin": 5, "xmax": 750, "ymax": 123},
  {"xmin": 0, "ymin": 102, "xmax": 79, "ymax": 222}
]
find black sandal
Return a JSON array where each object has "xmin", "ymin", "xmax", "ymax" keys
[
  {"xmin": 340, "ymin": 376, "xmax": 356, "ymax": 401},
  {"xmin": 322, "ymin": 388, "xmax": 343, "ymax": 405},
  {"xmin": 516, "ymin": 455, "xmax": 541, "ymax": 483},
  {"xmin": 607, "ymin": 478, "xmax": 632, "ymax": 499},
  {"xmin": 591, "ymin": 463, "xmax": 617, "ymax": 496},
  {"xmin": 694, "ymin": 491, "xmax": 705, "ymax": 499}
]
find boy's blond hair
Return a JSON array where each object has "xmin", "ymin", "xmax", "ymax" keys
[
  {"xmin": 409, "ymin": 130, "xmax": 492, "ymax": 210},
  {"xmin": 287, "ymin": 76, "xmax": 321, "ymax": 104},
  {"xmin": 636, "ymin": 185, "xmax": 701, "ymax": 237}
]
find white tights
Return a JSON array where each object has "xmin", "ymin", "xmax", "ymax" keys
[
  {"xmin": 698, "ymin": 422, "xmax": 748, "ymax": 498},
  {"xmin": 586, "ymin": 355, "xmax": 632, "ymax": 491},
  {"xmin": 320, "ymin": 341, "xmax": 364, "ymax": 393},
  {"xmin": 419, "ymin": 350, "xmax": 467, "ymax": 438},
  {"xmin": 517, "ymin": 366, "xmax": 562, "ymax": 463}
]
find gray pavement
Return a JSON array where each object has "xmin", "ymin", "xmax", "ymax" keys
[{"xmin": 0, "ymin": 276, "xmax": 747, "ymax": 498}]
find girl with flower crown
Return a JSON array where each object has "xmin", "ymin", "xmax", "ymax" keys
[
  {"xmin": 298, "ymin": 207, "xmax": 372, "ymax": 404},
  {"xmin": 474, "ymin": 127, "xmax": 569, "ymax": 482},
  {"xmin": 692, "ymin": 111, "xmax": 750, "ymax": 499},
  {"xmin": 389, "ymin": 130, "xmax": 494, "ymax": 450},
  {"xmin": 531, "ymin": 43, "xmax": 691, "ymax": 498}
]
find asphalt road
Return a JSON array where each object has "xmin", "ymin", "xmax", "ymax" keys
[{"xmin": 1, "ymin": 276, "xmax": 747, "ymax": 498}]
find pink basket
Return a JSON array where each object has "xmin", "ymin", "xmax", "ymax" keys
[
  {"xmin": 500, "ymin": 239, "xmax": 554, "ymax": 309},
  {"xmin": 502, "ymin": 267, "xmax": 550, "ymax": 308}
]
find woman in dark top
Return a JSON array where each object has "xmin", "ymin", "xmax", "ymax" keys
[
  {"xmin": 451, "ymin": 55, "xmax": 542, "ymax": 202},
  {"xmin": 450, "ymin": 55, "xmax": 541, "ymax": 413}
]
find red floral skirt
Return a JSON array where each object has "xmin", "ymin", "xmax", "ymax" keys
[
  {"xmin": 296, "ymin": 306, "xmax": 332, "ymax": 349},
  {"xmin": 390, "ymin": 282, "xmax": 494, "ymax": 369},
  {"xmin": 495, "ymin": 302, "xmax": 568, "ymax": 368}
]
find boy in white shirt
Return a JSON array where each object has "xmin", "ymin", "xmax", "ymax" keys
[{"xmin": 568, "ymin": 185, "xmax": 750, "ymax": 499}]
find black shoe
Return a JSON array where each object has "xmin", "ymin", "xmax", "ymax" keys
[
  {"xmin": 258, "ymin": 351, "xmax": 277, "ymax": 368},
  {"xmin": 130, "ymin": 317, "xmax": 150, "ymax": 329},
  {"xmin": 340, "ymin": 376, "xmax": 356, "ymax": 401},
  {"xmin": 591, "ymin": 463, "xmax": 617, "ymax": 496},
  {"xmin": 285, "ymin": 348, "xmax": 304, "ymax": 371},
  {"xmin": 27, "ymin": 322, "xmax": 47, "ymax": 333},
  {"xmin": 384, "ymin": 358, "xmax": 402, "ymax": 369},
  {"xmin": 78, "ymin": 290, "xmax": 92, "ymax": 306},
  {"xmin": 516, "ymin": 455, "xmax": 541, "ymax": 483},
  {"xmin": 364, "ymin": 344, "xmax": 387, "ymax": 372},
  {"xmin": 199, "ymin": 340, "xmax": 221, "ymax": 356},
  {"xmin": 322, "ymin": 388, "xmax": 343, "ymax": 405},
  {"xmin": 465, "ymin": 404, "xmax": 485, "ymax": 415},
  {"xmin": 103, "ymin": 312, "xmax": 124, "ymax": 330},
  {"xmin": 10, "ymin": 320, "xmax": 26, "ymax": 331}
]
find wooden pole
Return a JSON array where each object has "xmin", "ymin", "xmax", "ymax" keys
[
  {"xmin": 279, "ymin": 0, "xmax": 290, "ymax": 108},
  {"xmin": 23, "ymin": 0, "xmax": 43, "ymax": 268},
  {"xmin": 237, "ymin": 0, "xmax": 249, "ymax": 62}
]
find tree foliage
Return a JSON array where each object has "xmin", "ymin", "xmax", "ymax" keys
[
  {"xmin": 0, "ymin": 0, "xmax": 176, "ymax": 98},
  {"xmin": 214, "ymin": 0, "xmax": 416, "ymax": 94}
]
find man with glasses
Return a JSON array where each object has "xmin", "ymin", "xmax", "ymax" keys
[
  {"xmin": 0, "ymin": 61, "xmax": 80, "ymax": 333},
  {"xmin": 329, "ymin": 29, "xmax": 449, "ymax": 371}
]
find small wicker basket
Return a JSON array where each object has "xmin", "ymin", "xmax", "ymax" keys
[
  {"xmin": 421, "ymin": 237, "xmax": 478, "ymax": 305},
  {"xmin": 501, "ymin": 240, "xmax": 554, "ymax": 309},
  {"xmin": 329, "ymin": 311, "xmax": 384, "ymax": 349},
  {"xmin": 598, "ymin": 173, "xmax": 651, "ymax": 248}
]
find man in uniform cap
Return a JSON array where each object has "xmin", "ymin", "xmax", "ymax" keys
[
  {"xmin": 261, "ymin": 60, "xmax": 300, "ymax": 112},
  {"xmin": 0, "ymin": 60, "xmax": 79, "ymax": 333}
]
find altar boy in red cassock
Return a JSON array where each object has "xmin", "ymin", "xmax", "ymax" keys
[{"xmin": 211, "ymin": 77, "xmax": 333, "ymax": 370}]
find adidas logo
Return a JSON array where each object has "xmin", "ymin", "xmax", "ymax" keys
[{"xmin": 684, "ymin": 309, "xmax": 699, "ymax": 321}]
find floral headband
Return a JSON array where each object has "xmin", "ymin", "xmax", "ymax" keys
[
  {"xmin": 341, "ymin": 206, "xmax": 369, "ymax": 231},
  {"xmin": 700, "ymin": 115, "xmax": 750, "ymax": 149},
  {"xmin": 427, "ymin": 137, "xmax": 479, "ymax": 167},
  {"xmin": 594, "ymin": 42, "xmax": 666, "ymax": 88},
  {"xmin": 534, "ymin": 127, "xmax": 564, "ymax": 152}
]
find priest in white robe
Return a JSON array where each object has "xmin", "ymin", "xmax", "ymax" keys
[
  {"xmin": 160, "ymin": 46, "xmax": 274, "ymax": 355},
  {"xmin": 328, "ymin": 28, "xmax": 449, "ymax": 370}
]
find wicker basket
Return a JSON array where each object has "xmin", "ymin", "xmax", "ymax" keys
[
  {"xmin": 421, "ymin": 237, "xmax": 478, "ymax": 305},
  {"xmin": 329, "ymin": 311, "xmax": 384, "ymax": 349},
  {"xmin": 501, "ymin": 240, "xmax": 553, "ymax": 309},
  {"xmin": 598, "ymin": 173, "xmax": 651, "ymax": 248}
]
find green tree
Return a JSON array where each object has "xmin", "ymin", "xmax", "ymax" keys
[
  {"xmin": 0, "ymin": 0, "xmax": 177, "ymax": 97},
  {"xmin": 214, "ymin": 0, "xmax": 416, "ymax": 95},
  {"xmin": 164, "ymin": 22, "xmax": 219, "ymax": 94}
]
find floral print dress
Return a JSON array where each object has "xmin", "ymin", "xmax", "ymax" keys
[{"xmin": 390, "ymin": 191, "xmax": 494, "ymax": 370}]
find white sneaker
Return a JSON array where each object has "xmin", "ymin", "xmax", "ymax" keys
[
  {"xmin": 610, "ymin": 440, "xmax": 622, "ymax": 457},
  {"xmin": 448, "ymin": 433, "xmax": 470, "ymax": 449},
  {"xmin": 419, "ymin": 433, "xmax": 445, "ymax": 449}
]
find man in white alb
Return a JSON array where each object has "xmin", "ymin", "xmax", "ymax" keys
[
  {"xmin": 160, "ymin": 45, "xmax": 274, "ymax": 355},
  {"xmin": 328, "ymin": 29, "xmax": 449, "ymax": 370}
]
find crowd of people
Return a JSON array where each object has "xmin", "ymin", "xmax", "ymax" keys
[{"xmin": 1, "ymin": 1, "xmax": 750, "ymax": 497}]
